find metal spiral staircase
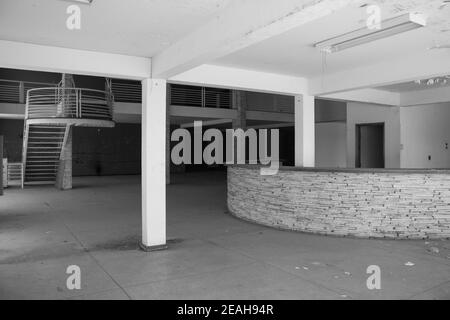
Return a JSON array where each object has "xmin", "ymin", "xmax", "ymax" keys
[{"xmin": 21, "ymin": 75, "xmax": 115, "ymax": 189}]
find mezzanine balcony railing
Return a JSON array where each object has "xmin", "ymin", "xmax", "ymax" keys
[
  {"xmin": 0, "ymin": 78, "xmax": 137, "ymax": 105},
  {"xmin": 26, "ymin": 87, "xmax": 114, "ymax": 121}
]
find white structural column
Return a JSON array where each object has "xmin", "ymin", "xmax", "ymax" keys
[
  {"xmin": 295, "ymin": 95, "xmax": 315, "ymax": 167},
  {"xmin": 141, "ymin": 79, "xmax": 167, "ymax": 250}
]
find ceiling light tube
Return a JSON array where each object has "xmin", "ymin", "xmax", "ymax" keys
[
  {"xmin": 315, "ymin": 13, "xmax": 426, "ymax": 53},
  {"xmin": 63, "ymin": 0, "xmax": 93, "ymax": 4}
]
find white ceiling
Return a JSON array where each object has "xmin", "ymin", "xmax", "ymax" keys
[
  {"xmin": 213, "ymin": 3, "xmax": 450, "ymax": 79},
  {"xmin": 0, "ymin": 0, "xmax": 232, "ymax": 57},
  {"xmin": 1, "ymin": 0, "xmax": 450, "ymax": 93}
]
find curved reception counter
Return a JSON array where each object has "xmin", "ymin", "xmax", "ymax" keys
[{"xmin": 227, "ymin": 165, "xmax": 450, "ymax": 239}]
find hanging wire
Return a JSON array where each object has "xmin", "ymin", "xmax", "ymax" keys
[{"xmin": 321, "ymin": 50, "xmax": 328, "ymax": 90}]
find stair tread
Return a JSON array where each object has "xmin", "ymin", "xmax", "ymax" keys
[{"xmin": 22, "ymin": 124, "xmax": 69, "ymax": 186}]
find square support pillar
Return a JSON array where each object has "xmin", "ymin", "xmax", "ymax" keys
[
  {"xmin": 0, "ymin": 136, "xmax": 3, "ymax": 196},
  {"xmin": 55, "ymin": 125, "xmax": 73, "ymax": 190},
  {"xmin": 141, "ymin": 78, "xmax": 167, "ymax": 251},
  {"xmin": 166, "ymin": 84, "xmax": 171, "ymax": 185},
  {"xmin": 232, "ymin": 90, "xmax": 246, "ymax": 130},
  {"xmin": 295, "ymin": 95, "xmax": 315, "ymax": 167}
]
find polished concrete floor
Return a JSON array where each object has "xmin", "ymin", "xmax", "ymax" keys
[{"xmin": 1, "ymin": 171, "xmax": 449, "ymax": 300}]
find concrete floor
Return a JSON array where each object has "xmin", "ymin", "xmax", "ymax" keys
[{"xmin": 0, "ymin": 171, "xmax": 449, "ymax": 300}]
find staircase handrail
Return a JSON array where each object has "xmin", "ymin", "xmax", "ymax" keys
[{"xmin": 25, "ymin": 87, "xmax": 114, "ymax": 121}]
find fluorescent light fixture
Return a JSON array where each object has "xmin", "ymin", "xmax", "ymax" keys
[
  {"xmin": 63, "ymin": 0, "xmax": 93, "ymax": 4},
  {"xmin": 315, "ymin": 13, "xmax": 426, "ymax": 53}
]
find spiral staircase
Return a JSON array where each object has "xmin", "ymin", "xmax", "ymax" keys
[{"xmin": 21, "ymin": 75, "xmax": 115, "ymax": 189}]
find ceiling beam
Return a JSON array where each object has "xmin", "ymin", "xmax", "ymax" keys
[
  {"xmin": 170, "ymin": 64, "xmax": 308, "ymax": 95},
  {"xmin": 152, "ymin": 0, "xmax": 360, "ymax": 78},
  {"xmin": 320, "ymin": 88, "xmax": 400, "ymax": 106},
  {"xmin": 309, "ymin": 50, "xmax": 450, "ymax": 95},
  {"xmin": 400, "ymin": 85, "xmax": 450, "ymax": 106},
  {"xmin": 0, "ymin": 40, "xmax": 151, "ymax": 80}
]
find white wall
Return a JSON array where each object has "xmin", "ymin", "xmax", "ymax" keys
[
  {"xmin": 347, "ymin": 102, "xmax": 401, "ymax": 168},
  {"xmin": 400, "ymin": 103, "xmax": 450, "ymax": 168},
  {"xmin": 315, "ymin": 99, "xmax": 346, "ymax": 122},
  {"xmin": 315, "ymin": 122, "xmax": 347, "ymax": 168}
]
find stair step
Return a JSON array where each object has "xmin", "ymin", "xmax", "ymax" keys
[
  {"xmin": 28, "ymin": 146, "xmax": 62, "ymax": 149},
  {"xmin": 25, "ymin": 174, "xmax": 56, "ymax": 177},
  {"xmin": 24, "ymin": 181, "xmax": 55, "ymax": 185},
  {"xmin": 29, "ymin": 125, "xmax": 65, "ymax": 129},
  {"xmin": 22, "ymin": 124, "xmax": 69, "ymax": 186},
  {"xmin": 27, "ymin": 157, "xmax": 60, "ymax": 159},
  {"xmin": 28, "ymin": 142, "xmax": 62, "ymax": 144},
  {"xmin": 28, "ymin": 136, "xmax": 61, "ymax": 140},
  {"xmin": 28, "ymin": 130, "xmax": 65, "ymax": 133}
]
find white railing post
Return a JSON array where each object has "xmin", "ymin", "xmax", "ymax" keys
[
  {"xmin": 74, "ymin": 89, "xmax": 78, "ymax": 118},
  {"xmin": 21, "ymin": 123, "xmax": 29, "ymax": 189},
  {"xmin": 201, "ymin": 87, "xmax": 205, "ymax": 107},
  {"xmin": 25, "ymin": 90, "xmax": 29, "ymax": 119},
  {"xmin": 79, "ymin": 89, "xmax": 82, "ymax": 118}
]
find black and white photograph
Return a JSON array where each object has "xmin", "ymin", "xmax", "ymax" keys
[{"xmin": 0, "ymin": 0, "xmax": 450, "ymax": 306}]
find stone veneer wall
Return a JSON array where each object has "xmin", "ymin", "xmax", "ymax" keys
[{"xmin": 227, "ymin": 166, "xmax": 450, "ymax": 239}]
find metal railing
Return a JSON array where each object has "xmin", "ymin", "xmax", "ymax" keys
[
  {"xmin": 110, "ymin": 81, "xmax": 141, "ymax": 103},
  {"xmin": 0, "ymin": 79, "xmax": 58, "ymax": 103},
  {"xmin": 2, "ymin": 78, "xmax": 236, "ymax": 111},
  {"xmin": 0, "ymin": 78, "xmax": 136, "ymax": 104},
  {"xmin": 7, "ymin": 162, "xmax": 23, "ymax": 187},
  {"xmin": 26, "ymin": 87, "xmax": 114, "ymax": 121},
  {"xmin": 170, "ymin": 84, "xmax": 232, "ymax": 109}
]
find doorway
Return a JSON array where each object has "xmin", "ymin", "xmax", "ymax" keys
[{"xmin": 356, "ymin": 123, "xmax": 385, "ymax": 168}]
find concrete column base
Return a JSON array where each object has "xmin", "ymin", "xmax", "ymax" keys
[
  {"xmin": 55, "ymin": 159, "xmax": 72, "ymax": 190},
  {"xmin": 139, "ymin": 242, "xmax": 168, "ymax": 252}
]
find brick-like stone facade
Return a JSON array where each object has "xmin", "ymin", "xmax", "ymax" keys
[{"xmin": 228, "ymin": 166, "xmax": 450, "ymax": 239}]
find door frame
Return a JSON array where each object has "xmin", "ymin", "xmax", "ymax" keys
[{"xmin": 355, "ymin": 122, "xmax": 385, "ymax": 168}]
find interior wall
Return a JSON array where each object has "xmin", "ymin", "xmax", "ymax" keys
[
  {"xmin": 72, "ymin": 123, "xmax": 141, "ymax": 176},
  {"xmin": 315, "ymin": 122, "xmax": 347, "ymax": 168},
  {"xmin": 400, "ymin": 103, "xmax": 450, "ymax": 168},
  {"xmin": 315, "ymin": 99, "xmax": 347, "ymax": 122},
  {"xmin": 314, "ymin": 99, "xmax": 347, "ymax": 168},
  {"xmin": 347, "ymin": 102, "xmax": 400, "ymax": 168}
]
